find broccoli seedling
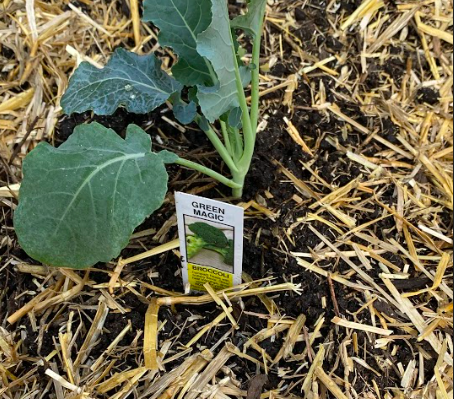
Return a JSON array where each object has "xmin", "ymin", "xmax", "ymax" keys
[{"xmin": 14, "ymin": 0, "xmax": 267, "ymax": 269}]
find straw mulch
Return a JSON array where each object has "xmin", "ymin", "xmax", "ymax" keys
[{"xmin": 0, "ymin": 0, "xmax": 453, "ymax": 398}]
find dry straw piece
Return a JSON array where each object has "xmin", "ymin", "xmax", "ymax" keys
[{"xmin": 0, "ymin": 0, "xmax": 453, "ymax": 398}]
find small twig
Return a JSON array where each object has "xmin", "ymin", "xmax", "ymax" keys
[
  {"xmin": 108, "ymin": 259, "xmax": 125, "ymax": 294},
  {"xmin": 0, "ymin": 157, "xmax": 18, "ymax": 184},
  {"xmin": 328, "ymin": 274, "xmax": 341, "ymax": 318},
  {"xmin": 9, "ymin": 117, "xmax": 40, "ymax": 165},
  {"xmin": 303, "ymin": 326, "xmax": 315, "ymax": 363}
]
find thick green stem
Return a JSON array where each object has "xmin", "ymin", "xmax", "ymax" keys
[
  {"xmin": 232, "ymin": 170, "xmax": 246, "ymax": 198},
  {"xmin": 176, "ymin": 158, "xmax": 241, "ymax": 190},
  {"xmin": 229, "ymin": 30, "xmax": 254, "ymax": 172},
  {"xmin": 250, "ymin": 24, "xmax": 264, "ymax": 137},
  {"xmin": 233, "ymin": 6, "xmax": 267, "ymax": 179}
]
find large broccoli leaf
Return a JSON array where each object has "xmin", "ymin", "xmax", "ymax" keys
[
  {"xmin": 14, "ymin": 123, "xmax": 177, "ymax": 268},
  {"xmin": 61, "ymin": 49, "xmax": 182, "ymax": 115}
]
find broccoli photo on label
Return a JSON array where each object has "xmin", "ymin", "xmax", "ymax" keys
[
  {"xmin": 186, "ymin": 235, "xmax": 206, "ymax": 259},
  {"xmin": 186, "ymin": 222, "xmax": 234, "ymax": 266}
]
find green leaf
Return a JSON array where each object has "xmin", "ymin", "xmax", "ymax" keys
[
  {"xmin": 143, "ymin": 0, "xmax": 214, "ymax": 86},
  {"xmin": 231, "ymin": 0, "xmax": 267, "ymax": 37},
  {"xmin": 228, "ymin": 107, "xmax": 243, "ymax": 129},
  {"xmin": 170, "ymin": 93, "xmax": 197, "ymax": 125},
  {"xmin": 14, "ymin": 123, "xmax": 176, "ymax": 268},
  {"xmin": 220, "ymin": 107, "xmax": 243, "ymax": 129},
  {"xmin": 173, "ymin": 101, "xmax": 197, "ymax": 124},
  {"xmin": 196, "ymin": 0, "xmax": 240, "ymax": 122},
  {"xmin": 158, "ymin": 150, "xmax": 180, "ymax": 164},
  {"xmin": 232, "ymin": 31, "xmax": 251, "ymax": 88},
  {"xmin": 188, "ymin": 222, "xmax": 229, "ymax": 248},
  {"xmin": 188, "ymin": 87, "xmax": 199, "ymax": 105},
  {"xmin": 61, "ymin": 48, "xmax": 182, "ymax": 115},
  {"xmin": 239, "ymin": 65, "xmax": 252, "ymax": 89}
]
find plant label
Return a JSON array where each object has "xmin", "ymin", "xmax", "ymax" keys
[{"xmin": 176, "ymin": 192, "xmax": 244, "ymax": 292}]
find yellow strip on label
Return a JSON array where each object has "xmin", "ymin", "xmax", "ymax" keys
[{"xmin": 188, "ymin": 263, "xmax": 233, "ymax": 292}]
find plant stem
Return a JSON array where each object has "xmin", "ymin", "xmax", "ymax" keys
[
  {"xmin": 250, "ymin": 18, "xmax": 265, "ymax": 137},
  {"xmin": 229, "ymin": 7, "xmax": 267, "ymax": 190},
  {"xmin": 194, "ymin": 115, "xmax": 239, "ymax": 174},
  {"xmin": 220, "ymin": 120, "xmax": 233, "ymax": 156},
  {"xmin": 176, "ymin": 158, "xmax": 242, "ymax": 189},
  {"xmin": 231, "ymin": 170, "xmax": 246, "ymax": 198},
  {"xmin": 228, "ymin": 125, "xmax": 243, "ymax": 163},
  {"xmin": 229, "ymin": 31, "xmax": 254, "ymax": 171},
  {"xmin": 228, "ymin": 40, "xmax": 255, "ymax": 199}
]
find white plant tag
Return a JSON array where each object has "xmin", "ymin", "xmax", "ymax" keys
[{"xmin": 176, "ymin": 192, "xmax": 244, "ymax": 292}]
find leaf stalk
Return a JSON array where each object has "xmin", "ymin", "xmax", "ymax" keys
[{"xmin": 176, "ymin": 158, "xmax": 242, "ymax": 190}]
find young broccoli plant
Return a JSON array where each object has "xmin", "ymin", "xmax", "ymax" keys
[
  {"xmin": 187, "ymin": 223, "xmax": 234, "ymax": 266},
  {"xmin": 14, "ymin": 0, "xmax": 267, "ymax": 269},
  {"xmin": 62, "ymin": 0, "xmax": 267, "ymax": 197}
]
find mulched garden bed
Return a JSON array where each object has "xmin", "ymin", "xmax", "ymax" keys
[{"xmin": 1, "ymin": 0, "xmax": 453, "ymax": 398}]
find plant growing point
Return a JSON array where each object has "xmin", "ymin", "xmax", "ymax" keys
[{"xmin": 14, "ymin": 0, "xmax": 268, "ymax": 269}]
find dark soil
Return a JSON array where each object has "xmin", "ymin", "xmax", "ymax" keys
[
  {"xmin": 0, "ymin": 1, "xmax": 445, "ymax": 398},
  {"xmin": 3, "ymin": 90, "xmax": 418, "ymax": 399}
]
